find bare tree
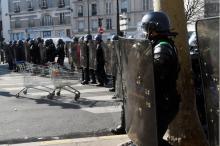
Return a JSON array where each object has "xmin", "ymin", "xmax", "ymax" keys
[{"xmin": 184, "ymin": 0, "xmax": 205, "ymax": 24}]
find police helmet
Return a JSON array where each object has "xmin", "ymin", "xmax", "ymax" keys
[
  {"xmin": 79, "ymin": 36, "xmax": 84, "ymax": 42},
  {"xmin": 58, "ymin": 39, "xmax": 64, "ymax": 44},
  {"xmin": 73, "ymin": 37, "xmax": 79, "ymax": 43},
  {"xmin": 111, "ymin": 35, "xmax": 118, "ymax": 41},
  {"xmin": 84, "ymin": 34, "xmax": 92, "ymax": 42},
  {"xmin": 13, "ymin": 40, "xmax": 17, "ymax": 44},
  {"xmin": 94, "ymin": 34, "xmax": 102, "ymax": 42},
  {"xmin": 18, "ymin": 40, "xmax": 23, "ymax": 44},
  {"xmin": 141, "ymin": 11, "xmax": 171, "ymax": 37}
]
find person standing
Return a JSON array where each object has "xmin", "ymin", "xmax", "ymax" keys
[
  {"xmin": 57, "ymin": 39, "xmax": 65, "ymax": 66},
  {"xmin": 142, "ymin": 11, "xmax": 180, "ymax": 146},
  {"xmin": 116, "ymin": 11, "xmax": 181, "ymax": 146},
  {"xmin": 5, "ymin": 41, "xmax": 15, "ymax": 70},
  {"xmin": 94, "ymin": 34, "xmax": 107, "ymax": 87},
  {"xmin": 81, "ymin": 34, "xmax": 92, "ymax": 85}
]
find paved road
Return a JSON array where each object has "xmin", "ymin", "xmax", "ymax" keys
[{"xmin": 0, "ymin": 64, "xmax": 121, "ymax": 144}]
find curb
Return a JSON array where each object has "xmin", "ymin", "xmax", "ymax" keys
[{"xmin": 2, "ymin": 135, "xmax": 130, "ymax": 146}]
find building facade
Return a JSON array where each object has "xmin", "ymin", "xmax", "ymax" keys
[
  {"xmin": 0, "ymin": 0, "xmax": 2, "ymax": 37},
  {"xmin": 7, "ymin": 0, "xmax": 72, "ymax": 41},
  {"xmin": 71, "ymin": 0, "xmax": 153, "ymax": 39},
  {"xmin": 205, "ymin": 0, "xmax": 219, "ymax": 17},
  {"xmin": 3, "ymin": 0, "xmax": 217, "ymax": 41}
]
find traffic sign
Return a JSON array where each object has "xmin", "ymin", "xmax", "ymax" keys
[{"xmin": 98, "ymin": 27, "xmax": 104, "ymax": 33}]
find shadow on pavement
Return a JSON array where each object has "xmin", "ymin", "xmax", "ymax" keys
[
  {"xmin": 15, "ymin": 95, "xmax": 120, "ymax": 110},
  {"xmin": 0, "ymin": 91, "xmax": 14, "ymax": 97},
  {"xmin": 0, "ymin": 64, "xmax": 12, "ymax": 76}
]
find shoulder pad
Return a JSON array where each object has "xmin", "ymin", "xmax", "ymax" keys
[{"xmin": 154, "ymin": 42, "xmax": 172, "ymax": 54}]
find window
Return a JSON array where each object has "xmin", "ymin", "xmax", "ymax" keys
[
  {"xmin": 121, "ymin": 0, "xmax": 128, "ymax": 13},
  {"xmin": 12, "ymin": 32, "xmax": 25, "ymax": 40},
  {"xmin": 43, "ymin": 31, "xmax": 51, "ymax": 37},
  {"xmin": 40, "ymin": 0, "xmax": 48, "ymax": 9},
  {"xmin": 14, "ymin": 2, "xmax": 20, "ymax": 13},
  {"xmin": 91, "ymin": 19, "xmax": 98, "ymax": 32},
  {"xmin": 66, "ymin": 29, "xmax": 71, "ymax": 37},
  {"xmin": 78, "ymin": 5, "xmax": 83, "ymax": 17},
  {"xmin": 58, "ymin": 0, "xmax": 65, "ymax": 8},
  {"xmin": 106, "ymin": 2, "xmax": 111, "ymax": 14},
  {"xmin": 91, "ymin": 3, "xmax": 97, "ymax": 16},
  {"xmin": 28, "ymin": 19, "xmax": 35, "ymax": 27},
  {"xmin": 41, "ymin": 15, "xmax": 53, "ymax": 26},
  {"xmin": 27, "ymin": 0, "xmax": 33, "ymax": 11},
  {"xmin": 59, "ymin": 13, "xmax": 65, "ymax": 24},
  {"xmin": 143, "ymin": 0, "xmax": 148, "ymax": 10},
  {"xmin": 106, "ymin": 18, "xmax": 112, "ymax": 30},
  {"xmin": 15, "ymin": 20, "xmax": 21, "ymax": 28},
  {"xmin": 78, "ymin": 20, "xmax": 84, "ymax": 32}
]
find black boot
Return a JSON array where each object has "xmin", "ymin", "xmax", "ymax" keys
[
  {"xmin": 82, "ymin": 80, "xmax": 89, "ymax": 85},
  {"xmin": 111, "ymin": 125, "xmax": 126, "ymax": 135},
  {"xmin": 90, "ymin": 69, "xmax": 97, "ymax": 84},
  {"xmin": 111, "ymin": 103, "xmax": 126, "ymax": 134},
  {"xmin": 109, "ymin": 88, "xmax": 115, "ymax": 92}
]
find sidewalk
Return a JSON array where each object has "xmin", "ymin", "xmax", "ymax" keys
[{"xmin": 2, "ymin": 135, "xmax": 130, "ymax": 146}]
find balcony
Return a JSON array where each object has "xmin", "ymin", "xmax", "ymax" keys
[
  {"xmin": 78, "ymin": 13, "xmax": 83, "ymax": 17},
  {"xmin": 14, "ymin": 8, "xmax": 20, "ymax": 13},
  {"xmin": 40, "ymin": 4, "xmax": 48, "ymax": 9},
  {"xmin": 28, "ymin": 7, "xmax": 34, "ymax": 11},
  {"xmin": 58, "ymin": 3, "xmax": 65, "ymax": 8}
]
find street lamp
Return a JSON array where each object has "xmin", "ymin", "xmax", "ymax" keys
[
  {"xmin": 116, "ymin": 0, "xmax": 120, "ymax": 36},
  {"xmin": 87, "ymin": 0, "xmax": 90, "ymax": 34}
]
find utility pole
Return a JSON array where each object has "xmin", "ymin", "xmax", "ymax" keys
[
  {"xmin": 153, "ymin": 1, "xmax": 208, "ymax": 146},
  {"xmin": 116, "ymin": 0, "xmax": 120, "ymax": 36},
  {"xmin": 87, "ymin": 0, "xmax": 90, "ymax": 34}
]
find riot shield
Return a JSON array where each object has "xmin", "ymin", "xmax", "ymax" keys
[
  {"xmin": 196, "ymin": 17, "xmax": 219, "ymax": 146},
  {"xmin": 89, "ymin": 41, "xmax": 96, "ymax": 69},
  {"xmin": 79, "ymin": 42, "xmax": 87, "ymax": 68},
  {"xmin": 114, "ymin": 40, "xmax": 124, "ymax": 100},
  {"xmin": 103, "ymin": 41, "xmax": 114, "ymax": 75},
  {"xmin": 118, "ymin": 37, "xmax": 158, "ymax": 146},
  {"xmin": 70, "ymin": 42, "xmax": 81, "ymax": 69}
]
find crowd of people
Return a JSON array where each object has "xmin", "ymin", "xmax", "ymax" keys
[
  {"xmin": 0, "ymin": 37, "xmax": 66, "ymax": 70},
  {"xmin": 0, "ymin": 34, "xmax": 114, "ymax": 89}
]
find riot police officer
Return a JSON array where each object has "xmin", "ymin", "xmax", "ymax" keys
[
  {"xmin": 15, "ymin": 40, "xmax": 25, "ymax": 62},
  {"xmin": 81, "ymin": 34, "xmax": 92, "ymax": 85},
  {"xmin": 141, "ymin": 11, "xmax": 180, "ymax": 146},
  {"xmin": 5, "ymin": 41, "xmax": 14, "ymax": 70},
  {"xmin": 94, "ymin": 34, "xmax": 107, "ymax": 86},
  {"xmin": 57, "ymin": 39, "xmax": 65, "ymax": 66}
]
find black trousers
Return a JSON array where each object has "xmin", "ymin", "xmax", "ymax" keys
[
  {"xmin": 90, "ymin": 69, "xmax": 96, "ymax": 82},
  {"xmin": 157, "ymin": 106, "xmax": 179, "ymax": 146},
  {"xmin": 82, "ymin": 67, "xmax": 90, "ymax": 82},
  {"xmin": 96, "ymin": 63, "xmax": 107, "ymax": 84}
]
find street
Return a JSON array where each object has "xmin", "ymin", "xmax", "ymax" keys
[{"xmin": 0, "ymin": 64, "xmax": 121, "ymax": 144}]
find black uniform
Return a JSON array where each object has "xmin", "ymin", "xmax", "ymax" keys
[
  {"xmin": 96, "ymin": 43, "xmax": 106, "ymax": 86},
  {"xmin": 152, "ymin": 37, "xmax": 180, "ymax": 146},
  {"xmin": 57, "ymin": 40, "xmax": 65, "ymax": 66},
  {"xmin": 5, "ymin": 42, "xmax": 15, "ymax": 70},
  {"xmin": 15, "ymin": 41, "xmax": 25, "ymax": 62}
]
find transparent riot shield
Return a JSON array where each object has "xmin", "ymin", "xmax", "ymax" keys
[
  {"xmin": 196, "ymin": 17, "xmax": 219, "ymax": 146},
  {"xmin": 114, "ymin": 40, "xmax": 124, "ymax": 100},
  {"xmin": 103, "ymin": 41, "xmax": 114, "ymax": 75},
  {"xmin": 89, "ymin": 41, "xmax": 96, "ymax": 69},
  {"xmin": 79, "ymin": 42, "xmax": 87, "ymax": 68},
  {"xmin": 70, "ymin": 42, "xmax": 81, "ymax": 69},
  {"xmin": 118, "ymin": 37, "xmax": 158, "ymax": 146}
]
